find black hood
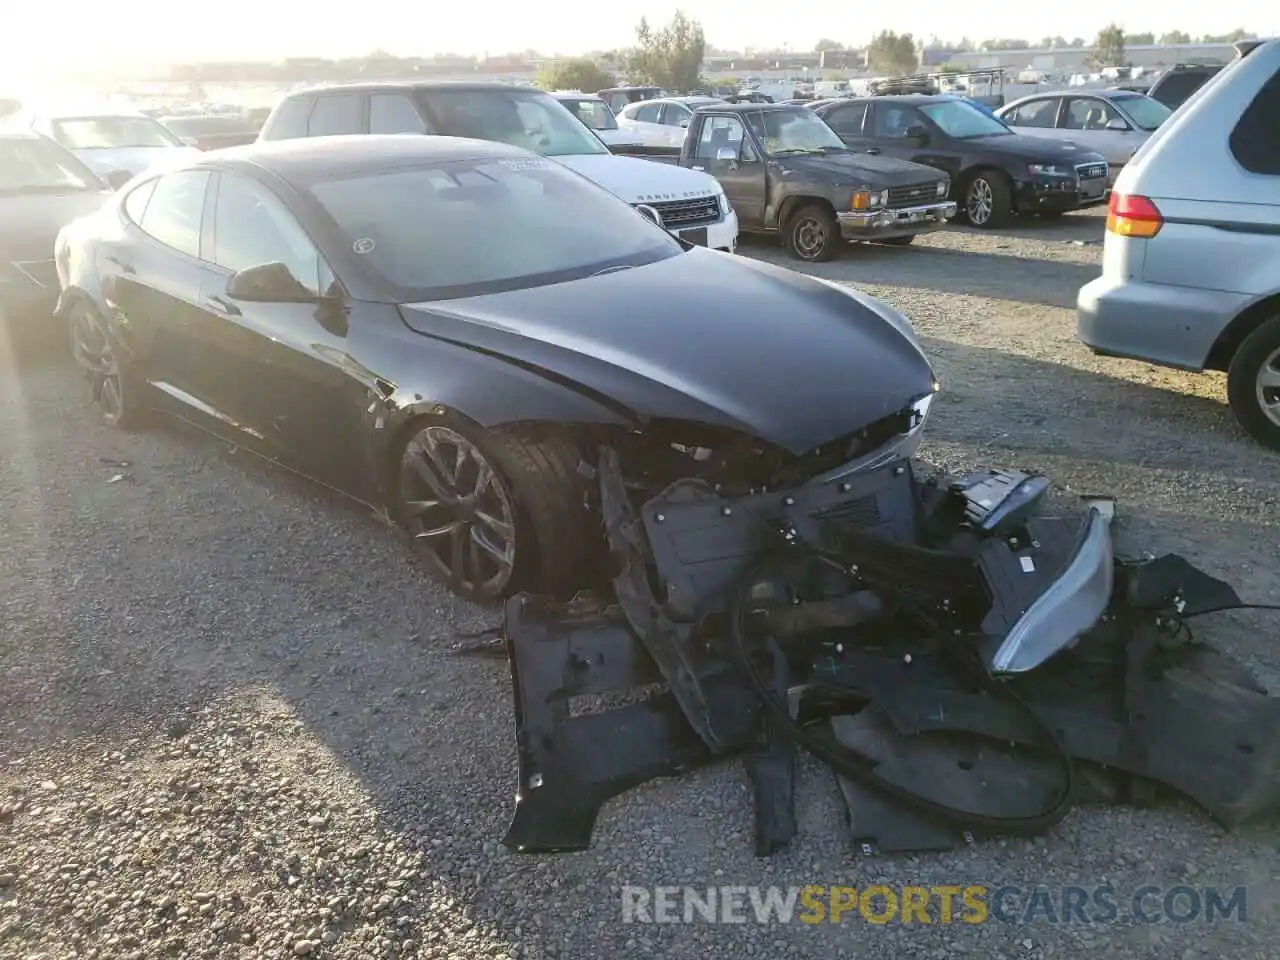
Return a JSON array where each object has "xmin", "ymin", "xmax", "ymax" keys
[
  {"xmin": 975, "ymin": 133, "xmax": 1107, "ymax": 165},
  {"xmin": 779, "ymin": 152, "xmax": 946, "ymax": 187},
  {"xmin": 397, "ymin": 249, "xmax": 934, "ymax": 455},
  {"xmin": 0, "ymin": 190, "xmax": 111, "ymax": 260}
]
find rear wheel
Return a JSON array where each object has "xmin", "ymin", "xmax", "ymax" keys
[
  {"xmin": 67, "ymin": 301, "xmax": 146, "ymax": 430},
  {"xmin": 785, "ymin": 203, "xmax": 840, "ymax": 262},
  {"xmin": 396, "ymin": 419, "xmax": 590, "ymax": 603},
  {"xmin": 1227, "ymin": 315, "xmax": 1280, "ymax": 450},
  {"xmin": 962, "ymin": 171, "xmax": 1012, "ymax": 229}
]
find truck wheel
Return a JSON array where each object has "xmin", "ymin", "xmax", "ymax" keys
[
  {"xmin": 962, "ymin": 171, "xmax": 1012, "ymax": 229},
  {"xmin": 395, "ymin": 418, "xmax": 592, "ymax": 603},
  {"xmin": 1227, "ymin": 315, "xmax": 1280, "ymax": 450},
  {"xmin": 785, "ymin": 204, "xmax": 840, "ymax": 262},
  {"xmin": 879, "ymin": 235, "xmax": 916, "ymax": 246}
]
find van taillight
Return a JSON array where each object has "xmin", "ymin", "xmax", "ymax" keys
[{"xmin": 1106, "ymin": 193, "xmax": 1163, "ymax": 238}]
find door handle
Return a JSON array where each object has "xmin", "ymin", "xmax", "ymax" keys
[
  {"xmin": 105, "ymin": 255, "xmax": 136, "ymax": 275},
  {"xmin": 866, "ymin": 147, "xmax": 881, "ymax": 155},
  {"xmin": 203, "ymin": 295, "xmax": 241, "ymax": 317}
]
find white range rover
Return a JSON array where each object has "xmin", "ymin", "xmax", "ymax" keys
[{"xmin": 258, "ymin": 82, "xmax": 739, "ymax": 254}]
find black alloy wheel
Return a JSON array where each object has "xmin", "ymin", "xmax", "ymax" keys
[
  {"xmin": 963, "ymin": 172, "xmax": 1012, "ymax": 229},
  {"xmin": 399, "ymin": 423, "xmax": 520, "ymax": 601}
]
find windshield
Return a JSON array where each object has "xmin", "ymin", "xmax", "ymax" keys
[
  {"xmin": 161, "ymin": 115, "xmax": 253, "ymax": 137},
  {"xmin": 561, "ymin": 99, "xmax": 619, "ymax": 131},
  {"xmin": 311, "ymin": 156, "xmax": 681, "ymax": 300},
  {"xmin": 1110, "ymin": 94, "xmax": 1173, "ymax": 131},
  {"xmin": 416, "ymin": 89, "xmax": 609, "ymax": 157},
  {"xmin": 51, "ymin": 116, "xmax": 184, "ymax": 150},
  {"xmin": 747, "ymin": 109, "xmax": 846, "ymax": 155},
  {"xmin": 0, "ymin": 136, "xmax": 102, "ymax": 193},
  {"xmin": 918, "ymin": 100, "xmax": 1011, "ymax": 138}
]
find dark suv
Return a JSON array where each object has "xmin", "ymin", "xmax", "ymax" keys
[{"xmin": 1145, "ymin": 64, "xmax": 1224, "ymax": 110}]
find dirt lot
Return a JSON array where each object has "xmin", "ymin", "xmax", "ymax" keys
[{"xmin": 2, "ymin": 209, "xmax": 1278, "ymax": 960}]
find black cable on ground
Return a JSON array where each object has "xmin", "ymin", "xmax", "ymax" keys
[{"xmin": 725, "ymin": 546, "xmax": 1079, "ymax": 835}]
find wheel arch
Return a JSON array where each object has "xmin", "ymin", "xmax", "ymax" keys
[
  {"xmin": 777, "ymin": 194, "xmax": 837, "ymax": 231},
  {"xmin": 1205, "ymin": 291, "xmax": 1280, "ymax": 372}
]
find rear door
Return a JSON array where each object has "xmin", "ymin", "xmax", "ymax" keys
[
  {"xmin": 620, "ymin": 102, "xmax": 665, "ymax": 146},
  {"xmin": 1000, "ymin": 96, "xmax": 1063, "ymax": 139},
  {"xmin": 820, "ymin": 101, "xmax": 871, "ymax": 148},
  {"xmin": 109, "ymin": 169, "xmax": 215, "ymax": 412},
  {"xmin": 657, "ymin": 102, "xmax": 693, "ymax": 147}
]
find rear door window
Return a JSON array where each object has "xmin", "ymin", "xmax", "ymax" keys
[
  {"xmin": 369, "ymin": 93, "xmax": 430, "ymax": 134},
  {"xmin": 307, "ymin": 94, "xmax": 364, "ymax": 136},
  {"xmin": 1229, "ymin": 66, "xmax": 1280, "ymax": 175},
  {"xmin": 823, "ymin": 103, "xmax": 868, "ymax": 136},
  {"xmin": 635, "ymin": 103, "xmax": 661, "ymax": 123},
  {"xmin": 1008, "ymin": 98, "xmax": 1059, "ymax": 128},
  {"xmin": 138, "ymin": 170, "xmax": 209, "ymax": 258}
]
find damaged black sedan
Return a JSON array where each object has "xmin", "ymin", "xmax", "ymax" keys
[{"xmin": 55, "ymin": 135, "xmax": 939, "ymax": 601}]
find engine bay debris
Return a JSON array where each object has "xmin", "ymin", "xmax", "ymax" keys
[{"xmin": 502, "ymin": 450, "xmax": 1280, "ymax": 856}]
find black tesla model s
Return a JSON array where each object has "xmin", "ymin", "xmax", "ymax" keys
[{"xmin": 55, "ymin": 135, "xmax": 938, "ymax": 601}]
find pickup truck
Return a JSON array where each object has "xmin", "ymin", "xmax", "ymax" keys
[{"xmin": 675, "ymin": 103, "xmax": 956, "ymax": 261}]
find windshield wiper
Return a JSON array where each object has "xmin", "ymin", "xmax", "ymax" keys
[{"xmin": 771, "ymin": 147, "xmax": 826, "ymax": 156}]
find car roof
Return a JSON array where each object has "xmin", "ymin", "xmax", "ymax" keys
[
  {"xmin": 550, "ymin": 91, "xmax": 602, "ymax": 100},
  {"xmin": 693, "ymin": 101, "xmax": 815, "ymax": 113},
  {"xmin": 840, "ymin": 94, "xmax": 951, "ymax": 105},
  {"xmin": 24, "ymin": 103, "xmax": 149, "ymax": 119},
  {"xmin": 172, "ymin": 135, "xmax": 535, "ymax": 187},
  {"xmin": 281, "ymin": 81, "xmax": 549, "ymax": 99}
]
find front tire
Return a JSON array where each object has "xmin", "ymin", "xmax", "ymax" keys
[
  {"xmin": 67, "ymin": 301, "xmax": 146, "ymax": 430},
  {"xmin": 396, "ymin": 419, "xmax": 590, "ymax": 603},
  {"xmin": 785, "ymin": 203, "xmax": 840, "ymax": 262},
  {"xmin": 962, "ymin": 172, "xmax": 1012, "ymax": 229},
  {"xmin": 1227, "ymin": 315, "xmax": 1280, "ymax": 450}
]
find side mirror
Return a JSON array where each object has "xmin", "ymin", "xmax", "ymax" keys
[
  {"xmin": 106, "ymin": 170, "xmax": 133, "ymax": 190},
  {"xmin": 715, "ymin": 146, "xmax": 738, "ymax": 162},
  {"xmin": 679, "ymin": 116, "xmax": 690, "ymax": 128},
  {"xmin": 227, "ymin": 261, "xmax": 317, "ymax": 302},
  {"xmin": 904, "ymin": 123, "xmax": 930, "ymax": 144},
  {"xmin": 180, "ymin": 136, "xmax": 199, "ymax": 147},
  {"xmin": 1105, "ymin": 117, "xmax": 1129, "ymax": 131}
]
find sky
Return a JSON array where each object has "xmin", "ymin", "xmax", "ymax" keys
[{"xmin": 1, "ymin": 0, "xmax": 1274, "ymax": 82}]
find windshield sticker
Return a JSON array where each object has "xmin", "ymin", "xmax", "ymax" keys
[
  {"xmin": 499, "ymin": 158, "xmax": 551, "ymax": 171},
  {"xmin": 352, "ymin": 237, "xmax": 376, "ymax": 254}
]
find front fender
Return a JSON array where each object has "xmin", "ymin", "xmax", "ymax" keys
[{"xmin": 362, "ymin": 331, "xmax": 636, "ymax": 500}]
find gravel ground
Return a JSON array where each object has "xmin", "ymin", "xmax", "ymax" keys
[{"xmin": 2, "ymin": 209, "xmax": 1278, "ymax": 960}]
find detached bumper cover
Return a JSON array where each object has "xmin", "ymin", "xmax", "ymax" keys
[
  {"xmin": 838, "ymin": 201, "xmax": 956, "ymax": 239},
  {"xmin": 501, "ymin": 453, "xmax": 1280, "ymax": 857}
]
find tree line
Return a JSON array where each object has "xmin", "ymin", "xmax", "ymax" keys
[{"xmin": 536, "ymin": 14, "xmax": 1258, "ymax": 94}]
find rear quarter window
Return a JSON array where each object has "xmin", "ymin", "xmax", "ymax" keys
[{"xmin": 1229, "ymin": 66, "xmax": 1280, "ymax": 175}]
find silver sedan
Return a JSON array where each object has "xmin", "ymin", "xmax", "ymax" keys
[{"xmin": 996, "ymin": 90, "xmax": 1172, "ymax": 182}]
